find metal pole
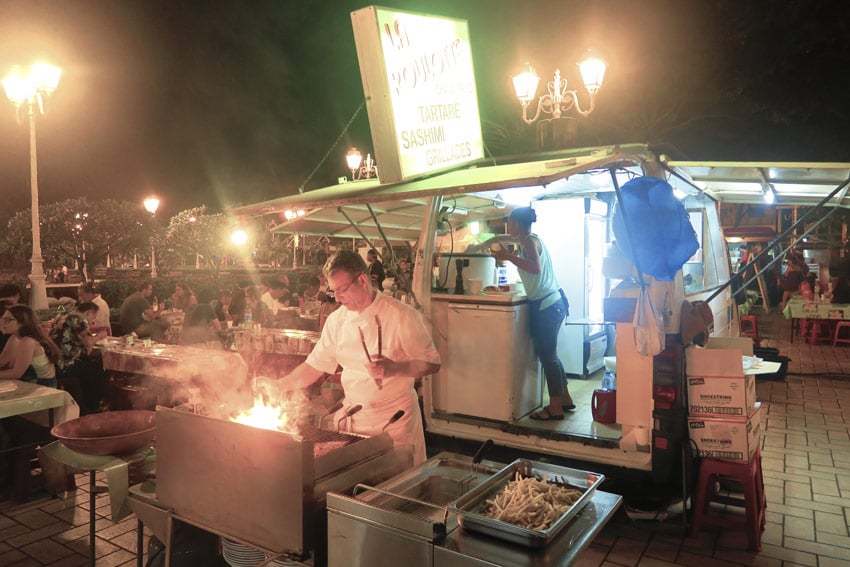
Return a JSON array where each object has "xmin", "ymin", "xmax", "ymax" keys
[
  {"xmin": 88, "ymin": 471, "xmax": 96, "ymax": 567},
  {"xmin": 151, "ymin": 245, "xmax": 158, "ymax": 278},
  {"xmin": 27, "ymin": 103, "xmax": 48, "ymax": 310}
]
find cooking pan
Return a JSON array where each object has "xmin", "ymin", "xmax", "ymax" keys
[{"xmin": 51, "ymin": 410, "xmax": 156, "ymax": 456}]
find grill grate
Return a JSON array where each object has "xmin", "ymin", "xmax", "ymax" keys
[
  {"xmin": 298, "ymin": 426, "xmax": 362, "ymax": 458},
  {"xmin": 299, "ymin": 426, "xmax": 361, "ymax": 445}
]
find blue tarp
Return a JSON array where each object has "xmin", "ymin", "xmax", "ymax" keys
[{"xmin": 612, "ymin": 177, "xmax": 699, "ymax": 281}]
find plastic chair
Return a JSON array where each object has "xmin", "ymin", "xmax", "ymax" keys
[
  {"xmin": 833, "ymin": 321, "xmax": 850, "ymax": 346},
  {"xmin": 809, "ymin": 320, "xmax": 834, "ymax": 345},
  {"xmin": 690, "ymin": 447, "xmax": 766, "ymax": 551},
  {"xmin": 740, "ymin": 315, "xmax": 759, "ymax": 342}
]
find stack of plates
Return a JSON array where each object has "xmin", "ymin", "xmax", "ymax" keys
[
  {"xmin": 264, "ymin": 555, "xmax": 299, "ymax": 566},
  {"xmin": 221, "ymin": 538, "xmax": 266, "ymax": 567}
]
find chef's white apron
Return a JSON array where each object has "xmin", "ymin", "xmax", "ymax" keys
[{"xmin": 309, "ymin": 292, "xmax": 437, "ymax": 467}]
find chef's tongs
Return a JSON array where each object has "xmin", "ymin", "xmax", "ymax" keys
[
  {"xmin": 472, "ymin": 439, "xmax": 494, "ymax": 474},
  {"xmin": 358, "ymin": 315, "xmax": 383, "ymax": 389}
]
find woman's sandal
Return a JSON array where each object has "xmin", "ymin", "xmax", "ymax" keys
[
  {"xmin": 562, "ymin": 403, "xmax": 576, "ymax": 412},
  {"xmin": 530, "ymin": 407, "xmax": 565, "ymax": 421}
]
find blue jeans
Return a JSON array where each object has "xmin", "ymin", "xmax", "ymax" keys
[{"xmin": 529, "ymin": 298, "xmax": 567, "ymax": 399}]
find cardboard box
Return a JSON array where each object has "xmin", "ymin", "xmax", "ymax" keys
[
  {"xmin": 687, "ymin": 373, "xmax": 756, "ymax": 417},
  {"xmin": 686, "ymin": 344, "xmax": 757, "ymax": 417},
  {"xmin": 688, "ymin": 403, "xmax": 761, "ymax": 462},
  {"xmin": 603, "ymin": 297, "xmax": 637, "ymax": 323}
]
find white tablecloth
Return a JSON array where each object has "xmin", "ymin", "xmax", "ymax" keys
[{"xmin": 0, "ymin": 380, "xmax": 80, "ymax": 426}]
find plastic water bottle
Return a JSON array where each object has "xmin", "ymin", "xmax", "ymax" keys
[
  {"xmin": 244, "ymin": 305, "xmax": 253, "ymax": 327},
  {"xmin": 601, "ymin": 371, "xmax": 616, "ymax": 390}
]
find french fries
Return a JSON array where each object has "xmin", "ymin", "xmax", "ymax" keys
[{"xmin": 481, "ymin": 472, "xmax": 583, "ymax": 531}]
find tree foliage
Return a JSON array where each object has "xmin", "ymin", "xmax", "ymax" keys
[
  {"xmin": 2, "ymin": 198, "xmax": 152, "ymax": 281},
  {"xmin": 161, "ymin": 207, "xmax": 228, "ymax": 271}
]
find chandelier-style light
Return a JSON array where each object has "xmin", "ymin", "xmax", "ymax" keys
[
  {"xmin": 512, "ymin": 51, "xmax": 607, "ymax": 124},
  {"xmin": 345, "ymin": 147, "xmax": 379, "ymax": 180}
]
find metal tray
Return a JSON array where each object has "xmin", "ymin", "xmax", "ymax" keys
[{"xmin": 448, "ymin": 459, "xmax": 604, "ymax": 548}]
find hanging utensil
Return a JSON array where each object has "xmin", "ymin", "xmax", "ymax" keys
[
  {"xmin": 337, "ymin": 404, "xmax": 363, "ymax": 433},
  {"xmin": 472, "ymin": 439, "xmax": 494, "ymax": 473},
  {"xmin": 319, "ymin": 399, "xmax": 344, "ymax": 430},
  {"xmin": 382, "ymin": 409, "xmax": 405, "ymax": 432}
]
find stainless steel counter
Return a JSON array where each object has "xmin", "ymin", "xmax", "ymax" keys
[
  {"xmin": 432, "ymin": 292, "xmax": 527, "ymax": 305},
  {"xmin": 435, "ymin": 490, "xmax": 622, "ymax": 566},
  {"xmin": 327, "ymin": 452, "xmax": 622, "ymax": 567}
]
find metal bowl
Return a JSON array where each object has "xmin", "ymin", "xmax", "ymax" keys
[{"xmin": 51, "ymin": 410, "xmax": 156, "ymax": 456}]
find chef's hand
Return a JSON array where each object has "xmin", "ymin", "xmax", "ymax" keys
[{"xmin": 367, "ymin": 354, "xmax": 394, "ymax": 380}]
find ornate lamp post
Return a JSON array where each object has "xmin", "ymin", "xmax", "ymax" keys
[
  {"xmin": 3, "ymin": 63, "xmax": 62, "ymax": 311},
  {"xmin": 345, "ymin": 147, "xmax": 379, "ymax": 180},
  {"xmin": 189, "ymin": 215, "xmax": 201, "ymax": 269},
  {"xmin": 512, "ymin": 51, "xmax": 606, "ymax": 149},
  {"xmin": 144, "ymin": 197, "xmax": 160, "ymax": 278}
]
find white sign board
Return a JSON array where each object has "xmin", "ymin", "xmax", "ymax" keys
[{"xmin": 351, "ymin": 6, "xmax": 484, "ymax": 183}]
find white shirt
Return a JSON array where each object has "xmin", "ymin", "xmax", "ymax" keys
[
  {"xmin": 306, "ymin": 292, "xmax": 439, "ymax": 465},
  {"xmin": 261, "ymin": 291, "xmax": 280, "ymax": 316},
  {"xmin": 92, "ymin": 295, "xmax": 112, "ymax": 331}
]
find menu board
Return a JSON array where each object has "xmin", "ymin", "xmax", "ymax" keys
[{"xmin": 351, "ymin": 6, "xmax": 484, "ymax": 183}]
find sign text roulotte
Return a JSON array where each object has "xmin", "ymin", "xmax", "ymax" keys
[{"xmin": 351, "ymin": 6, "xmax": 484, "ymax": 184}]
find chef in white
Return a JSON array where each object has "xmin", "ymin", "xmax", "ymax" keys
[{"xmin": 281, "ymin": 250, "xmax": 440, "ymax": 465}]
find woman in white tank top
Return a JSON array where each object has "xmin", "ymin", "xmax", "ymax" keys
[{"xmin": 0, "ymin": 304, "xmax": 57, "ymax": 388}]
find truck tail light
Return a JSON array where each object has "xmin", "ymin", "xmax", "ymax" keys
[{"xmin": 653, "ymin": 385, "xmax": 676, "ymax": 409}]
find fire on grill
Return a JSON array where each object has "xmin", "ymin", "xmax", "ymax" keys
[
  {"xmin": 155, "ymin": 400, "xmax": 412, "ymax": 560},
  {"xmin": 222, "ymin": 384, "xmax": 361, "ymax": 460}
]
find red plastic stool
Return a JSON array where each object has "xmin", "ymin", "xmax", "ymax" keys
[
  {"xmin": 833, "ymin": 321, "xmax": 850, "ymax": 346},
  {"xmin": 740, "ymin": 315, "xmax": 759, "ymax": 342},
  {"xmin": 809, "ymin": 320, "xmax": 834, "ymax": 345},
  {"xmin": 690, "ymin": 448, "xmax": 766, "ymax": 551}
]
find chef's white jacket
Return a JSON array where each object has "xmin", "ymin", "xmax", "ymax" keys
[{"xmin": 306, "ymin": 292, "xmax": 439, "ymax": 465}]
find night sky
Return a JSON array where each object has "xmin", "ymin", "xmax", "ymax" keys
[{"xmin": 1, "ymin": 0, "xmax": 848, "ymax": 221}]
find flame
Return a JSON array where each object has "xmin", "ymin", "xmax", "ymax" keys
[{"xmin": 231, "ymin": 391, "xmax": 303, "ymax": 434}]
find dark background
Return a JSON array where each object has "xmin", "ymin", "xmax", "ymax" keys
[{"xmin": 1, "ymin": 0, "xmax": 848, "ymax": 219}]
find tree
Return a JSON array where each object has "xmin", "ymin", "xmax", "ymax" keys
[
  {"xmin": 161, "ymin": 207, "xmax": 228, "ymax": 271},
  {"xmin": 3, "ymin": 198, "xmax": 152, "ymax": 282}
]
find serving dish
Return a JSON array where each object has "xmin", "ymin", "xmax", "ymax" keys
[
  {"xmin": 51, "ymin": 410, "xmax": 156, "ymax": 456},
  {"xmin": 448, "ymin": 459, "xmax": 603, "ymax": 548}
]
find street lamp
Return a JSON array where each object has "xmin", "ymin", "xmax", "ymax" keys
[
  {"xmin": 189, "ymin": 215, "xmax": 201, "ymax": 269},
  {"xmin": 144, "ymin": 197, "xmax": 160, "ymax": 278},
  {"xmin": 231, "ymin": 229, "xmax": 248, "ymax": 246},
  {"xmin": 345, "ymin": 147, "xmax": 378, "ymax": 180},
  {"xmin": 3, "ymin": 62, "xmax": 62, "ymax": 311},
  {"xmin": 512, "ymin": 51, "xmax": 606, "ymax": 124}
]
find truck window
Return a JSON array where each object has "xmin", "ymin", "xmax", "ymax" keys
[{"xmin": 683, "ymin": 197, "xmax": 725, "ymax": 295}]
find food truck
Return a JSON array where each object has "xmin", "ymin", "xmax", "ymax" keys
[
  {"xmin": 230, "ymin": 6, "xmax": 744, "ymax": 504},
  {"xmin": 232, "ymin": 142, "xmax": 739, "ymax": 502}
]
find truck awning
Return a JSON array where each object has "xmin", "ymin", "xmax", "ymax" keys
[
  {"xmin": 230, "ymin": 143, "xmax": 650, "ymax": 241},
  {"xmin": 230, "ymin": 144, "xmax": 850, "ymax": 242},
  {"xmin": 665, "ymin": 160, "xmax": 850, "ymax": 206}
]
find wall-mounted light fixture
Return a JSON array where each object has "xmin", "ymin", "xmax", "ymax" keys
[{"xmin": 762, "ymin": 183, "xmax": 777, "ymax": 204}]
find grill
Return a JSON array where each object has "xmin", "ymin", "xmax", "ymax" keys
[{"xmin": 155, "ymin": 408, "xmax": 412, "ymax": 560}]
